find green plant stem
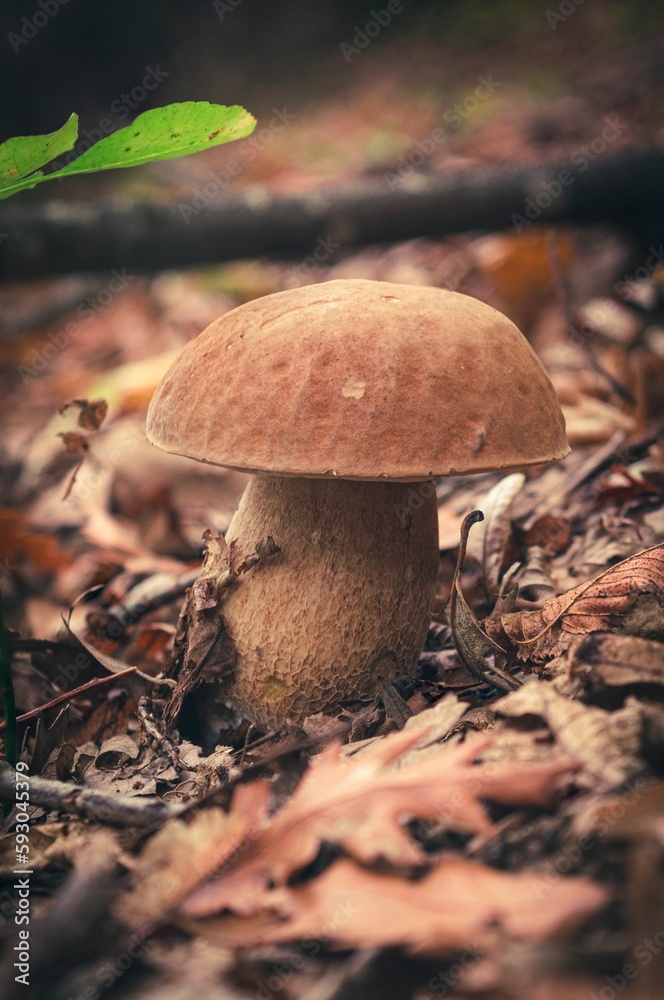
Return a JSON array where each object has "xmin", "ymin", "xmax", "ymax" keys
[{"xmin": 0, "ymin": 594, "xmax": 16, "ymax": 767}]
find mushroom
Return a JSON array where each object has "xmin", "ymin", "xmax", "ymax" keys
[{"xmin": 146, "ymin": 279, "xmax": 569, "ymax": 728}]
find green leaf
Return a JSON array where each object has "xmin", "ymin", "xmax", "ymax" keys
[
  {"xmin": 0, "ymin": 113, "xmax": 78, "ymax": 195},
  {"xmin": 53, "ymin": 102, "xmax": 256, "ymax": 179},
  {"xmin": 0, "ymin": 103, "xmax": 256, "ymax": 201}
]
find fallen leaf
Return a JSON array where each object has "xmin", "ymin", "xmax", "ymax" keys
[
  {"xmin": 467, "ymin": 473, "xmax": 525, "ymax": 602},
  {"xmin": 181, "ymin": 725, "xmax": 576, "ymax": 920},
  {"xmin": 524, "ymin": 514, "xmax": 572, "ymax": 555},
  {"xmin": 573, "ymin": 633, "xmax": 664, "ymax": 691},
  {"xmin": 166, "ymin": 532, "xmax": 280, "ymax": 725},
  {"xmin": 57, "ymin": 431, "xmax": 90, "ymax": 454},
  {"xmin": 191, "ymin": 855, "xmax": 608, "ymax": 956},
  {"xmin": 0, "ymin": 508, "xmax": 72, "ymax": 575},
  {"xmin": 59, "ymin": 397, "xmax": 109, "ymax": 432},
  {"xmin": 562, "ymin": 396, "xmax": 636, "ymax": 447},
  {"xmin": 494, "ymin": 682, "xmax": 644, "ymax": 791},
  {"xmin": 512, "ymin": 545, "xmax": 558, "ymax": 608},
  {"xmin": 115, "ymin": 785, "xmax": 268, "ymax": 930},
  {"xmin": 485, "ymin": 544, "xmax": 664, "ymax": 661},
  {"xmin": 448, "ymin": 511, "xmax": 517, "ymax": 692}
]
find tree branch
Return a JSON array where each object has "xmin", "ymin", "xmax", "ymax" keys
[
  {"xmin": 1, "ymin": 151, "xmax": 662, "ymax": 282},
  {"xmin": 0, "ymin": 761, "xmax": 179, "ymax": 827}
]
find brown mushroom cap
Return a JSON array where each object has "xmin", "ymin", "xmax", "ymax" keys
[{"xmin": 146, "ymin": 279, "xmax": 569, "ymax": 481}]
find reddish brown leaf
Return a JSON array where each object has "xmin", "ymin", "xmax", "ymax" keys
[
  {"xmin": 0, "ymin": 508, "xmax": 72, "ymax": 574},
  {"xmin": 59, "ymin": 397, "xmax": 109, "ymax": 431},
  {"xmin": 192, "ymin": 855, "xmax": 608, "ymax": 956},
  {"xmin": 181, "ymin": 725, "xmax": 576, "ymax": 920},
  {"xmin": 485, "ymin": 544, "xmax": 664, "ymax": 661},
  {"xmin": 57, "ymin": 431, "xmax": 89, "ymax": 455}
]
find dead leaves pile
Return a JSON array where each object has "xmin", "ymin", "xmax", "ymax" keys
[{"xmin": 114, "ymin": 725, "xmax": 607, "ymax": 959}]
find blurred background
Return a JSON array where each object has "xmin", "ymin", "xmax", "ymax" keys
[{"xmin": 0, "ymin": 0, "xmax": 663, "ymax": 641}]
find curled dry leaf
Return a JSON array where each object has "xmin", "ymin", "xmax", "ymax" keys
[
  {"xmin": 448, "ymin": 511, "xmax": 518, "ymax": 692},
  {"xmin": 166, "ymin": 531, "xmax": 280, "ymax": 724},
  {"xmin": 59, "ymin": 397, "xmax": 109, "ymax": 432},
  {"xmin": 494, "ymin": 682, "xmax": 644, "ymax": 792},
  {"xmin": 467, "ymin": 473, "xmax": 525, "ymax": 601},
  {"xmin": 191, "ymin": 855, "xmax": 609, "ymax": 957},
  {"xmin": 181, "ymin": 723, "xmax": 577, "ymax": 921},
  {"xmin": 484, "ymin": 543, "xmax": 664, "ymax": 662}
]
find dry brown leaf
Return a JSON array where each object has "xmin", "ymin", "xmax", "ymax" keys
[
  {"xmin": 495, "ymin": 682, "xmax": 644, "ymax": 791},
  {"xmin": 0, "ymin": 508, "xmax": 73, "ymax": 574},
  {"xmin": 181, "ymin": 726, "xmax": 576, "ymax": 920},
  {"xmin": 115, "ymin": 783, "xmax": 268, "ymax": 930},
  {"xmin": 485, "ymin": 544, "xmax": 664, "ymax": 661},
  {"xmin": 448, "ymin": 511, "xmax": 517, "ymax": 693},
  {"xmin": 192, "ymin": 855, "xmax": 608, "ymax": 957},
  {"xmin": 467, "ymin": 473, "xmax": 525, "ymax": 601},
  {"xmin": 59, "ymin": 397, "xmax": 109, "ymax": 432},
  {"xmin": 166, "ymin": 532, "xmax": 280, "ymax": 724},
  {"xmin": 573, "ymin": 632, "xmax": 664, "ymax": 690},
  {"xmin": 57, "ymin": 431, "xmax": 90, "ymax": 454}
]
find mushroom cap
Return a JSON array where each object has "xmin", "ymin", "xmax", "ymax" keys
[{"xmin": 146, "ymin": 279, "xmax": 569, "ymax": 481}]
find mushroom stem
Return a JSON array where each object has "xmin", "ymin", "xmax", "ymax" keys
[{"xmin": 213, "ymin": 475, "xmax": 439, "ymax": 727}]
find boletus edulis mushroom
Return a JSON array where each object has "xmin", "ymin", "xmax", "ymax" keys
[{"xmin": 146, "ymin": 279, "xmax": 569, "ymax": 728}]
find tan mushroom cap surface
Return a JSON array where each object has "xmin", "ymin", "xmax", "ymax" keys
[{"xmin": 147, "ymin": 279, "xmax": 569, "ymax": 480}]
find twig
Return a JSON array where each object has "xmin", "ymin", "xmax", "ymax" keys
[
  {"xmin": 519, "ymin": 429, "xmax": 628, "ymax": 529},
  {"xmin": 546, "ymin": 228, "xmax": 635, "ymax": 405},
  {"xmin": 62, "ymin": 456, "xmax": 85, "ymax": 500},
  {"xmin": 0, "ymin": 666, "xmax": 137, "ymax": 733},
  {"xmin": 137, "ymin": 695, "xmax": 189, "ymax": 772},
  {"xmin": 0, "ymin": 594, "xmax": 16, "ymax": 766},
  {"xmin": 0, "ymin": 761, "xmax": 180, "ymax": 827}
]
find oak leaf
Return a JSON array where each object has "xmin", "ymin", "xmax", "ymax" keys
[
  {"xmin": 181, "ymin": 723, "xmax": 576, "ymax": 920},
  {"xmin": 190, "ymin": 855, "xmax": 608, "ymax": 956}
]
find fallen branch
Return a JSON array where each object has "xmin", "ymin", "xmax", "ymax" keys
[
  {"xmin": 1, "ymin": 151, "xmax": 662, "ymax": 281},
  {"xmin": 0, "ymin": 761, "xmax": 179, "ymax": 827}
]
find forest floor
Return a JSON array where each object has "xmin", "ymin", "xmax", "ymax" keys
[{"xmin": 0, "ymin": 19, "xmax": 663, "ymax": 1000}]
